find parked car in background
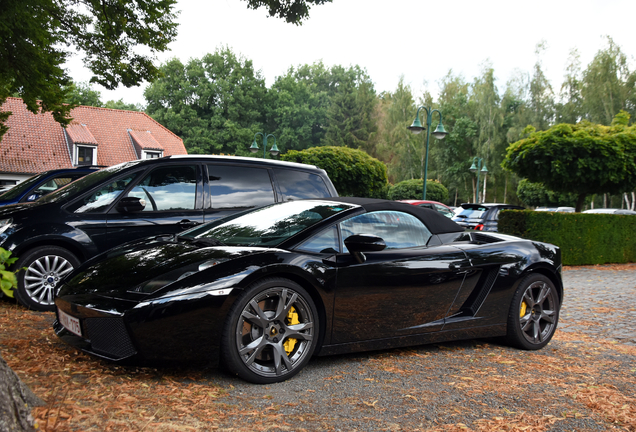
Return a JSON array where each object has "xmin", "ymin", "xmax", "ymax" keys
[
  {"xmin": 583, "ymin": 208, "xmax": 636, "ymax": 215},
  {"xmin": 453, "ymin": 203, "xmax": 525, "ymax": 232},
  {"xmin": 535, "ymin": 207, "xmax": 575, "ymax": 213},
  {"xmin": 54, "ymin": 197, "xmax": 562, "ymax": 384},
  {"xmin": 0, "ymin": 166, "xmax": 100, "ymax": 207},
  {"xmin": 0, "ymin": 155, "xmax": 338, "ymax": 311},
  {"xmin": 398, "ymin": 200, "xmax": 455, "ymax": 218}
]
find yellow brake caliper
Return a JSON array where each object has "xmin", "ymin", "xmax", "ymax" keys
[
  {"xmin": 283, "ymin": 306, "xmax": 299, "ymax": 355},
  {"xmin": 520, "ymin": 301, "xmax": 527, "ymax": 318}
]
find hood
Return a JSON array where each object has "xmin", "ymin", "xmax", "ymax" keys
[
  {"xmin": 59, "ymin": 237, "xmax": 266, "ymax": 298},
  {"xmin": 0, "ymin": 201, "xmax": 46, "ymax": 218}
]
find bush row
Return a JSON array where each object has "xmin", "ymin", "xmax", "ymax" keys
[{"xmin": 499, "ymin": 210, "xmax": 636, "ymax": 265}]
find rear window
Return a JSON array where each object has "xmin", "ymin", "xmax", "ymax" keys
[
  {"xmin": 273, "ymin": 169, "xmax": 332, "ymax": 201},
  {"xmin": 456, "ymin": 207, "xmax": 487, "ymax": 219}
]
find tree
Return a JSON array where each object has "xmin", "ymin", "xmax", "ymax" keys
[
  {"xmin": 63, "ymin": 82, "xmax": 103, "ymax": 108},
  {"xmin": 281, "ymin": 146, "xmax": 389, "ymax": 198},
  {"xmin": 243, "ymin": 0, "xmax": 332, "ymax": 24},
  {"xmin": 0, "ymin": 0, "xmax": 179, "ymax": 139},
  {"xmin": 144, "ymin": 48, "xmax": 267, "ymax": 155},
  {"xmin": 555, "ymin": 48, "xmax": 584, "ymax": 124},
  {"xmin": 502, "ymin": 112, "xmax": 636, "ymax": 212},
  {"xmin": 388, "ymin": 179, "xmax": 449, "ymax": 203},
  {"xmin": 516, "ymin": 179, "xmax": 578, "ymax": 208},
  {"xmin": 581, "ymin": 37, "xmax": 636, "ymax": 125}
]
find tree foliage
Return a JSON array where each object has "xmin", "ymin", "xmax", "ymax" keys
[
  {"xmin": 281, "ymin": 146, "xmax": 388, "ymax": 198},
  {"xmin": 502, "ymin": 111, "xmax": 636, "ymax": 211},
  {"xmin": 144, "ymin": 48, "xmax": 267, "ymax": 155},
  {"xmin": 243, "ymin": 0, "xmax": 332, "ymax": 24},
  {"xmin": 0, "ymin": 0, "xmax": 179, "ymax": 139},
  {"xmin": 388, "ymin": 179, "xmax": 449, "ymax": 203},
  {"xmin": 516, "ymin": 179, "xmax": 578, "ymax": 208}
]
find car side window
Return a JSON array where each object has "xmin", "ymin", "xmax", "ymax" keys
[
  {"xmin": 434, "ymin": 204, "xmax": 453, "ymax": 218},
  {"xmin": 26, "ymin": 175, "xmax": 84, "ymax": 202},
  {"xmin": 296, "ymin": 225, "xmax": 340, "ymax": 254},
  {"xmin": 207, "ymin": 165, "xmax": 275, "ymax": 209},
  {"xmin": 273, "ymin": 168, "xmax": 331, "ymax": 201},
  {"xmin": 339, "ymin": 211, "xmax": 432, "ymax": 251},
  {"xmin": 126, "ymin": 166, "xmax": 197, "ymax": 211},
  {"xmin": 70, "ymin": 173, "xmax": 140, "ymax": 213}
]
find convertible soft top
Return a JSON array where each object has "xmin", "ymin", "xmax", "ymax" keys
[{"xmin": 317, "ymin": 197, "xmax": 464, "ymax": 235}]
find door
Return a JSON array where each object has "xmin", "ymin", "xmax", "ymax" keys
[
  {"xmin": 330, "ymin": 211, "xmax": 468, "ymax": 344},
  {"xmin": 105, "ymin": 164, "xmax": 204, "ymax": 247}
]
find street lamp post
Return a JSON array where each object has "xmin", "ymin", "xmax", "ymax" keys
[
  {"xmin": 469, "ymin": 157, "xmax": 488, "ymax": 203},
  {"xmin": 250, "ymin": 132, "xmax": 280, "ymax": 158},
  {"xmin": 407, "ymin": 106, "xmax": 448, "ymax": 200}
]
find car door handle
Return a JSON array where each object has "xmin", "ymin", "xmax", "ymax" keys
[
  {"xmin": 178, "ymin": 219, "xmax": 201, "ymax": 228},
  {"xmin": 449, "ymin": 263, "xmax": 471, "ymax": 274}
]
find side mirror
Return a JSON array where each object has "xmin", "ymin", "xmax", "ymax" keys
[
  {"xmin": 116, "ymin": 196, "xmax": 146, "ymax": 213},
  {"xmin": 26, "ymin": 192, "xmax": 43, "ymax": 202},
  {"xmin": 344, "ymin": 234, "xmax": 386, "ymax": 264}
]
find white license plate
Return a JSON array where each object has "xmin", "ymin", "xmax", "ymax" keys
[{"xmin": 59, "ymin": 309, "xmax": 82, "ymax": 337}]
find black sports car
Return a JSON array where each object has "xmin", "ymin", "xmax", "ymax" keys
[{"xmin": 54, "ymin": 198, "xmax": 562, "ymax": 384}]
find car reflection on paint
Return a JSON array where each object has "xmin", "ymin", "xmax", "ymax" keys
[{"xmin": 54, "ymin": 197, "xmax": 563, "ymax": 384}]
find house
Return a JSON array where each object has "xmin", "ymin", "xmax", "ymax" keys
[{"xmin": 0, "ymin": 97, "xmax": 187, "ymax": 186}]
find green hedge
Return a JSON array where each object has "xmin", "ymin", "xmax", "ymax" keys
[
  {"xmin": 499, "ymin": 210, "xmax": 636, "ymax": 266},
  {"xmin": 387, "ymin": 179, "xmax": 449, "ymax": 202}
]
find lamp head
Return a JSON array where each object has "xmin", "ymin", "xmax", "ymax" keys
[
  {"xmin": 249, "ymin": 141, "xmax": 259, "ymax": 153},
  {"xmin": 407, "ymin": 117, "xmax": 425, "ymax": 135},
  {"xmin": 469, "ymin": 161, "xmax": 478, "ymax": 172},
  {"xmin": 481, "ymin": 164, "xmax": 488, "ymax": 173},
  {"xmin": 269, "ymin": 143, "xmax": 280, "ymax": 157},
  {"xmin": 432, "ymin": 122, "xmax": 448, "ymax": 139}
]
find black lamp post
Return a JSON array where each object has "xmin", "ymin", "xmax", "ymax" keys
[
  {"xmin": 407, "ymin": 106, "xmax": 448, "ymax": 200},
  {"xmin": 250, "ymin": 132, "xmax": 279, "ymax": 158},
  {"xmin": 469, "ymin": 157, "xmax": 488, "ymax": 203}
]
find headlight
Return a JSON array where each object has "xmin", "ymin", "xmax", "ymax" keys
[{"xmin": 0, "ymin": 218, "xmax": 12, "ymax": 235}]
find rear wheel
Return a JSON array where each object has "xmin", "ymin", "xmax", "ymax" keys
[
  {"xmin": 14, "ymin": 246, "xmax": 80, "ymax": 312},
  {"xmin": 505, "ymin": 274, "xmax": 560, "ymax": 350},
  {"xmin": 221, "ymin": 278, "xmax": 319, "ymax": 384}
]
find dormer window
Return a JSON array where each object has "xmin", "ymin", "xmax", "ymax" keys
[
  {"xmin": 143, "ymin": 150, "xmax": 163, "ymax": 159},
  {"xmin": 76, "ymin": 145, "xmax": 97, "ymax": 166}
]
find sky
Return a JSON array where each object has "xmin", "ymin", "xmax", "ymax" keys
[{"xmin": 65, "ymin": 0, "xmax": 636, "ymax": 106}]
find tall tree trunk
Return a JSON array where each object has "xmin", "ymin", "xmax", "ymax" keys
[
  {"xmin": 482, "ymin": 174, "xmax": 488, "ymax": 203},
  {"xmin": 575, "ymin": 193, "xmax": 586, "ymax": 213},
  {"xmin": 0, "ymin": 353, "xmax": 44, "ymax": 432},
  {"xmin": 503, "ymin": 176, "xmax": 508, "ymax": 204}
]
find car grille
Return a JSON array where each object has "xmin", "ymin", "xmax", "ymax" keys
[{"xmin": 85, "ymin": 317, "xmax": 137, "ymax": 359}]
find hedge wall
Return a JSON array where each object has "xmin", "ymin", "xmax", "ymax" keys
[{"xmin": 498, "ymin": 210, "xmax": 636, "ymax": 266}]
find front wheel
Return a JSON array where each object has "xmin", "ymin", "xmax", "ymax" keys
[
  {"xmin": 505, "ymin": 273, "xmax": 560, "ymax": 350},
  {"xmin": 221, "ymin": 278, "xmax": 319, "ymax": 384},
  {"xmin": 14, "ymin": 246, "xmax": 80, "ymax": 312}
]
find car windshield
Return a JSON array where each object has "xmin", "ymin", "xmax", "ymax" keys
[
  {"xmin": 456, "ymin": 207, "xmax": 487, "ymax": 219},
  {"xmin": 0, "ymin": 172, "xmax": 49, "ymax": 200},
  {"xmin": 37, "ymin": 161, "xmax": 142, "ymax": 204},
  {"xmin": 181, "ymin": 200, "xmax": 357, "ymax": 247}
]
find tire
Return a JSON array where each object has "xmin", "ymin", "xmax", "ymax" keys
[
  {"xmin": 505, "ymin": 273, "xmax": 560, "ymax": 350},
  {"xmin": 221, "ymin": 277, "xmax": 319, "ymax": 384},
  {"xmin": 14, "ymin": 246, "xmax": 80, "ymax": 312}
]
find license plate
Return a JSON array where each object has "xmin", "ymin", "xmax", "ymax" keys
[{"xmin": 59, "ymin": 309, "xmax": 82, "ymax": 337}]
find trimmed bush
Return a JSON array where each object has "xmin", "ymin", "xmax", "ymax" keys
[
  {"xmin": 281, "ymin": 146, "xmax": 389, "ymax": 198},
  {"xmin": 388, "ymin": 179, "xmax": 449, "ymax": 202},
  {"xmin": 499, "ymin": 210, "xmax": 636, "ymax": 265}
]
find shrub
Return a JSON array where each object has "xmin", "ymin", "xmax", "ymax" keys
[
  {"xmin": 388, "ymin": 179, "xmax": 449, "ymax": 203},
  {"xmin": 281, "ymin": 146, "xmax": 389, "ymax": 198},
  {"xmin": 0, "ymin": 247, "xmax": 18, "ymax": 298}
]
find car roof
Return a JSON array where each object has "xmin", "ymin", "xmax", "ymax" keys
[
  {"xmin": 398, "ymin": 200, "xmax": 449, "ymax": 207},
  {"xmin": 460, "ymin": 203, "xmax": 524, "ymax": 210},
  {"xmin": 164, "ymin": 155, "xmax": 323, "ymax": 171},
  {"xmin": 315, "ymin": 197, "xmax": 464, "ymax": 234},
  {"xmin": 583, "ymin": 208, "xmax": 636, "ymax": 214}
]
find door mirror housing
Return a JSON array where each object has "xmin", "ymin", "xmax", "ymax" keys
[
  {"xmin": 116, "ymin": 196, "xmax": 146, "ymax": 213},
  {"xmin": 344, "ymin": 234, "xmax": 386, "ymax": 264}
]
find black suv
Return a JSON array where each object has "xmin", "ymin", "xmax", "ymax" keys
[
  {"xmin": 452, "ymin": 203, "xmax": 524, "ymax": 232},
  {"xmin": 0, "ymin": 155, "xmax": 338, "ymax": 311},
  {"xmin": 0, "ymin": 166, "xmax": 100, "ymax": 207}
]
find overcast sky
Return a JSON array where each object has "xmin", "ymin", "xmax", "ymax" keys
[{"xmin": 65, "ymin": 0, "xmax": 636, "ymax": 106}]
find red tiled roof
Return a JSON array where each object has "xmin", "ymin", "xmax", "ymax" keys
[
  {"xmin": 65, "ymin": 122, "xmax": 99, "ymax": 146},
  {"xmin": 129, "ymin": 129, "xmax": 164, "ymax": 151},
  {"xmin": 0, "ymin": 97, "xmax": 186, "ymax": 175}
]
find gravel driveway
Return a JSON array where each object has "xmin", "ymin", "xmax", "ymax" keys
[{"xmin": 2, "ymin": 265, "xmax": 636, "ymax": 431}]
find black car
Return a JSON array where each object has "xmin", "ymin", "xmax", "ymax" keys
[
  {"xmin": 0, "ymin": 156, "xmax": 337, "ymax": 311},
  {"xmin": 54, "ymin": 198, "xmax": 562, "ymax": 384},
  {"xmin": 0, "ymin": 166, "xmax": 100, "ymax": 207},
  {"xmin": 452, "ymin": 203, "xmax": 524, "ymax": 232}
]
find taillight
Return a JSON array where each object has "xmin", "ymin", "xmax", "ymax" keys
[{"xmin": 475, "ymin": 224, "xmax": 484, "ymax": 231}]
